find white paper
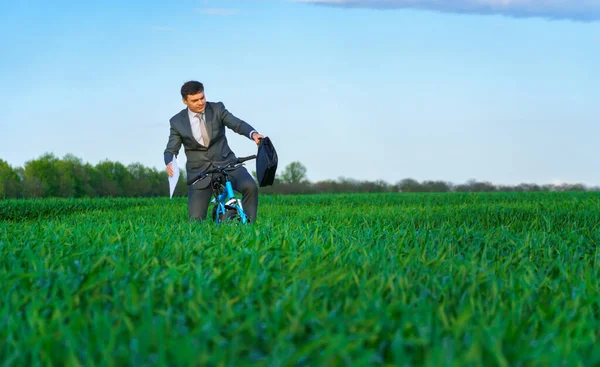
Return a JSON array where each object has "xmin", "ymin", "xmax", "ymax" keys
[{"xmin": 168, "ymin": 156, "xmax": 179, "ymax": 199}]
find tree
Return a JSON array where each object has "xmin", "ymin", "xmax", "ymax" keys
[
  {"xmin": 22, "ymin": 153, "xmax": 61, "ymax": 198},
  {"xmin": 0, "ymin": 159, "xmax": 22, "ymax": 199},
  {"xmin": 420, "ymin": 180, "xmax": 452, "ymax": 192},
  {"xmin": 397, "ymin": 178, "xmax": 421, "ymax": 192},
  {"xmin": 92, "ymin": 160, "xmax": 129, "ymax": 197},
  {"xmin": 127, "ymin": 162, "xmax": 152, "ymax": 196},
  {"xmin": 54, "ymin": 153, "xmax": 87, "ymax": 198},
  {"xmin": 280, "ymin": 161, "xmax": 308, "ymax": 184},
  {"xmin": 455, "ymin": 179, "xmax": 497, "ymax": 192}
]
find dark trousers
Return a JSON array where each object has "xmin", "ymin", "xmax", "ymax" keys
[{"xmin": 188, "ymin": 166, "xmax": 259, "ymax": 223}]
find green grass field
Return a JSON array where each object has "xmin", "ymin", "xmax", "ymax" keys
[{"xmin": 1, "ymin": 192, "xmax": 600, "ymax": 366}]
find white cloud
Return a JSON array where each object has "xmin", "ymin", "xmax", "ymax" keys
[{"xmin": 293, "ymin": 0, "xmax": 600, "ymax": 21}]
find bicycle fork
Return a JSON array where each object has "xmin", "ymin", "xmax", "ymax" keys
[
  {"xmin": 212, "ymin": 180, "xmax": 248, "ymax": 224},
  {"xmin": 225, "ymin": 180, "xmax": 248, "ymax": 223}
]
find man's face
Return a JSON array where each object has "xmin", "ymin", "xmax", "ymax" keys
[{"xmin": 184, "ymin": 92, "xmax": 206, "ymax": 113}]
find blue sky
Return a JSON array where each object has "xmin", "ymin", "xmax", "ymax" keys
[{"xmin": 1, "ymin": 0, "xmax": 599, "ymax": 186}]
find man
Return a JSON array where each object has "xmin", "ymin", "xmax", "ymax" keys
[{"xmin": 164, "ymin": 81, "xmax": 263, "ymax": 222}]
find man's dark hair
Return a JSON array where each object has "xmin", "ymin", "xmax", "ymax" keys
[{"xmin": 181, "ymin": 81, "xmax": 204, "ymax": 100}]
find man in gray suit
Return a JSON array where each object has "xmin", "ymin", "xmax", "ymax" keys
[{"xmin": 164, "ymin": 81, "xmax": 264, "ymax": 222}]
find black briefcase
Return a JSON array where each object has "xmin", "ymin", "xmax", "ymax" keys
[{"xmin": 256, "ymin": 137, "xmax": 278, "ymax": 187}]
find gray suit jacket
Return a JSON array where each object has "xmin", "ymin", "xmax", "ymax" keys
[{"xmin": 164, "ymin": 101, "xmax": 256, "ymax": 188}]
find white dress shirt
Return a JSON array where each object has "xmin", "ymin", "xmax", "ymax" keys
[{"xmin": 188, "ymin": 108, "xmax": 207, "ymax": 146}]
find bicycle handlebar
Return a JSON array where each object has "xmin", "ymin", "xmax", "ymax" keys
[
  {"xmin": 237, "ymin": 155, "xmax": 257, "ymax": 163},
  {"xmin": 186, "ymin": 155, "xmax": 257, "ymax": 185}
]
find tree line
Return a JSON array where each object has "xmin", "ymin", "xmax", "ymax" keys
[
  {"xmin": 0, "ymin": 153, "xmax": 188, "ymax": 199},
  {"xmin": 0, "ymin": 153, "xmax": 597, "ymax": 199},
  {"xmin": 257, "ymin": 161, "xmax": 599, "ymax": 194}
]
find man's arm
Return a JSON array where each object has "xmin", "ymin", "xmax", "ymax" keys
[
  {"xmin": 164, "ymin": 124, "xmax": 182, "ymax": 176},
  {"xmin": 218, "ymin": 102, "xmax": 257, "ymax": 139}
]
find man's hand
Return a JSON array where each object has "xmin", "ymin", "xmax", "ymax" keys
[
  {"xmin": 166, "ymin": 162, "xmax": 173, "ymax": 177},
  {"xmin": 251, "ymin": 132, "xmax": 264, "ymax": 145}
]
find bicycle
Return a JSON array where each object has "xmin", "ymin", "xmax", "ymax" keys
[{"xmin": 186, "ymin": 155, "xmax": 257, "ymax": 224}]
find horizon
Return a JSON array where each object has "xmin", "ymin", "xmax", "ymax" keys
[
  {"xmin": 1, "ymin": 0, "xmax": 598, "ymax": 187},
  {"xmin": 2, "ymin": 150, "xmax": 598, "ymax": 189}
]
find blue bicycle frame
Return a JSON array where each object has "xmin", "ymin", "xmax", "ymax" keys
[{"xmin": 212, "ymin": 175, "xmax": 249, "ymax": 224}]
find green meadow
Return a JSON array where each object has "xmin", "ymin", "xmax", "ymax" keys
[{"xmin": 1, "ymin": 192, "xmax": 599, "ymax": 366}]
